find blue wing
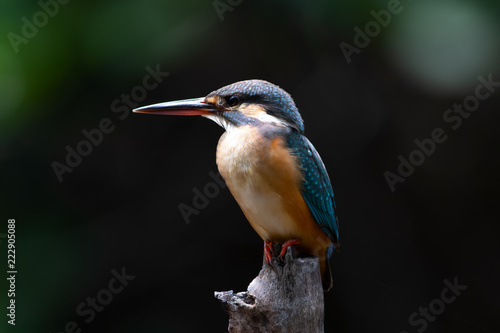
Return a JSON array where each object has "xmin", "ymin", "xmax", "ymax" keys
[{"xmin": 287, "ymin": 131, "xmax": 339, "ymax": 244}]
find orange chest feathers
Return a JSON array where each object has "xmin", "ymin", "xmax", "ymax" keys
[
  {"xmin": 216, "ymin": 125, "xmax": 302, "ymax": 198},
  {"xmin": 216, "ymin": 125, "xmax": 309, "ymax": 241}
]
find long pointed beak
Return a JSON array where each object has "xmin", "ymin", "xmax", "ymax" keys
[{"xmin": 133, "ymin": 97, "xmax": 217, "ymax": 116}]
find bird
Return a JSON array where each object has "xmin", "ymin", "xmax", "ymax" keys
[{"xmin": 133, "ymin": 79, "xmax": 339, "ymax": 291}]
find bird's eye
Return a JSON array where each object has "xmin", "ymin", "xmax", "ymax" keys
[{"xmin": 227, "ymin": 96, "xmax": 240, "ymax": 107}]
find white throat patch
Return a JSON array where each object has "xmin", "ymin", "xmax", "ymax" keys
[{"xmin": 202, "ymin": 114, "xmax": 235, "ymax": 131}]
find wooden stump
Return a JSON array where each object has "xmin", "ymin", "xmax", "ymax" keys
[{"xmin": 215, "ymin": 244, "xmax": 324, "ymax": 333}]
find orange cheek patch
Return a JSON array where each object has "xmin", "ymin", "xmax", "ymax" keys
[
  {"xmin": 205, "ymin": 96, "xmax": 220, "ymax": 105},
  {"xmin": 239, "ymin": 104, "xmax": 267, "ymax": 118}
]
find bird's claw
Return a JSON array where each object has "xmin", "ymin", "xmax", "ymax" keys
[
  {"xmin": 264, "ymin": 239, "xmax": 301, "ymax": 264},
  {"xmin": 264, "ymin": 240, "xmax": 274, "ymax": 264},
  {"xmin": 279, "ymin": 238, "xmax": 301, "ymax": 259}
]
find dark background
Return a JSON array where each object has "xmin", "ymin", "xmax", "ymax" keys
[{"xmin": 1, "ymin": 0, "xmax": 499, "ymax": 332}]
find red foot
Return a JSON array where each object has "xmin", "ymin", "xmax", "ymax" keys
[
  {"xmin": 264, "ymin": 240, "xmax": 274, "ymax": 264},
  {"xmin": 280, "ymin": 238, "xmax": 301, "ymax": 258}
]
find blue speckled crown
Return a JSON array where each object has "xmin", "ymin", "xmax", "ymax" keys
[{"xmin": 209, "ymin": 79, "xmax": 305, "ymax": 133}]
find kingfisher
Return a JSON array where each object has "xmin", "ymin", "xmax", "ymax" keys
[{"xmin": 134, "ymin": 80, "xmax": 339, "ymax": 290}]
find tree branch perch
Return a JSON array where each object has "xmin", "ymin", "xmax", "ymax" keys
[{"xmin": 215, "ymin": 243, "xmax": 324, "ymax": 332}]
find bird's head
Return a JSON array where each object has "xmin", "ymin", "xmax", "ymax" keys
[{"xmin": 133, "ymin": 79, "xmax": 304, "ymax": 133}]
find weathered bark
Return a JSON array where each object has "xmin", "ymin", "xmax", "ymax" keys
[{"xmin": 215, "ymin": 244, "xmax": 324, "ymax": 333}]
